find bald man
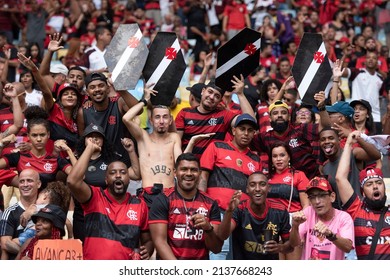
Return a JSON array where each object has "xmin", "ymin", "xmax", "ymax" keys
[{"xmin": 0, "ymin": 169, "xmax": 41, "ymax": 259}]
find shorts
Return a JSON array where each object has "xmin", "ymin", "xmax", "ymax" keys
[{"xmin": 137, "ymin": 184, "xmax": 164, "ymax": 208}]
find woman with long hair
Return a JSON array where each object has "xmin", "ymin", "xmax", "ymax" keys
[
  {"xmin": 17, "ymin": 52, "xmax": 82, "ymax": 151},
  {"xmin": 268, "ymin": 141, "xmax": 310, "ymax": 260},
  {"xmin": 0, "ymin": 105, "xmax": 72, "ymax": 188}
]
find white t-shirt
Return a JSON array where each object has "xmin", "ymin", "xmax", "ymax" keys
[
  {"xmin": 25, "ymin": 89, "xmax": 43, "ymax": 107},
  {"xmin": 299, "ymin": 206, "xmax": 355, "ymax": 260},
  {"xmin": 85, "ymin": 45, "xmax": 107, "ymax": 71},
  {"xmin": 348, "ymin": 68, "xmax": 383, "ymax": 122}
]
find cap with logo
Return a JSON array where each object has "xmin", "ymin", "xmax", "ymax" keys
[
  {"xmin": 359, "ymin": 167, "xmax": 383, "ymax": 187},
  {"xmin": 234, "ymin": 113, "xmax": 258, "ymax": 129},
  {"xmin": 83, "ymin": 123, "xmax": 105, "ymax": 138},
  {"xmin": 31, "ymin": 204, "xmax": 67, "ymax": 236},
  {"xmin": 306, "ymin": 176, "xmax": 333, "ymax": 193}
]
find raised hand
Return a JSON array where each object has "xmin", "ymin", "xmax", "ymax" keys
[
  {"xmin": 17, "ymin": 52, "xmax": 38, "ymax": 71},
  {"xmin": 121, "ymin": 137, "xmax": 135, "ymax": 153},
  {"xmin": 3, "ymin": 83, "xmax": 17, "ymax": 98},
  {"xmin": 231, "ymin": 74, "xmax": 245, "ymax": 94},
  {"xmin": 332, "ymin": 59, "xmax": 344, "ymax": 79},
  {"xmin": 47, "ymin": 33, "xmax": 64, "ymax": 52},
  {"xmin": 314, "ymin": 91, "xmax": 326, "ymax": 107},
  {"xmin": 227, "ymin": 190, "xmax": 242, "ymax": 212},
  {"xmin": 143, "ymin": 83, "xmax": 157, "ymax": 101}
]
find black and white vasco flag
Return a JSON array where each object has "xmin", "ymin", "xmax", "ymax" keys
[
  {"xmin": 291, "ymin": 33, "xmax": 332, "ymax": 105},
  {"xmin": 104, "ymin": 24, "xmax": 149, "ymax": 91},
  {"xmin": 216, "ymin": 28, "xmax": 261, "ymax": 92},
  {"xmin": 142, "ymin": 32, "xmax": 186, "ymax": 106}
]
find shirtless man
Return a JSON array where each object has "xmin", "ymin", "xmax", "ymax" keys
[{"xmin": 122, "ymin": 87, "xmax": 182, "ymax": 207}]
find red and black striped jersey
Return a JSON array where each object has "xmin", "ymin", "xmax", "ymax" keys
[
  {"xmin": 231, "ymin": 199, "xmax": 291, "ymax": 260},
  {"xmin": 82, "ymin": 186, "xmax": 149, "ymax": 260},
  {"xmin": 3, "ymin": 151, "xmax": 71, "ymax": 188},
  {"xmin": 268, "ymin": 168, "xmax": 309, "ymax": 213},
  {"xmin": 0, "ymin": 107, "xmax": 28, "ymax": 155},
  {"xmin": 175, "ymin": 106, "xmax": 237, "ymax": 158},
  {"xmin": 48, "ymin": 103, "xmax": 79, "ymax": 150},
  {"xmin": 200, "ymin": 141, "xmax": 261, "ymax": 210},
  {"xmin": 149, "ymin": 188, "xmax": 221, "ymax": 260},
  {"xmin": 253, "ymin": 123, "xmax": 320, "ymax": 179},
  {"xmin": 343, "ymin": 193, "xmax": 390, "ymax": 260}
]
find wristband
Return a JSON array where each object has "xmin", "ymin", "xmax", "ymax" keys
[
  {"xmin": 317, "ymin": 106, "xmax": 326, "ymax": 112},
  {"xmin": 140, "ymin": 99, "xmax": 148, "ymax": 106},
  {"xmin": 333, "ymin": 80, "xmax": 340, "ymax": 83},
  {"xmin": 326, "ymin": 232, "xmax": 337, "ymax": 241}
]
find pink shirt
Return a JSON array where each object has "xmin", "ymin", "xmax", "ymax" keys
[{"xmin": 299, "ymin": 207, "xmax": 355, "ymax": 260}]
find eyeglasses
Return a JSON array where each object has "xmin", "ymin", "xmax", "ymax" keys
[
  {"xmin": 296, "ymin": 110, "xmax": 311, "ymax": 116},
  {"xmin": 307, "ymin": 192, "xmax": 330, "ymax": 201}
]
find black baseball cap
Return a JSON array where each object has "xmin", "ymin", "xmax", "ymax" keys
[
  {"xmin": 85, "ymin": 72, "xmax": 107, "ymax": 87},
  {"xmin": 186, "ymin": 83, "xmax": 205, "ymax": 102}
]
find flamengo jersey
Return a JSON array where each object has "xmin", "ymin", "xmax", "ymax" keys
[
  {"xmin": 175, "ymin": 106, "xmax": 237, "ymax": 158},
  {"xmin": 0, "ymin": 107, "xmax": 28, "ymax": 155},
  {"xmin": 200, "ymin": 141, "xmax": 260, "ymax": 210},
  {"xmin": 253, "ymin": 123, "xmax": 320, "ymax": 179},
  {"xmin": 343, "ymin": 193, "xmax": 390, "ymax": 260},
  {"xmin": 48, "ymin": 103, "xmax": 79, "ymax": 149},
  {"xmin": 82, "ymin": 186, "xmax": 149, "ymax": 260},
  {"xmin": 149, "ymin": 188, "xmax": 221, "ymax": 260},
  {"xmin": 268, "ymin": 168, "xmax": 309, "ymax": 213},
  {"xmin": 231, "ymin": 199, "xmax": 291, "ymax": 260},
  {"xmin": 3, "ymin": 151, "xmax": 71, "ymax": 188}
]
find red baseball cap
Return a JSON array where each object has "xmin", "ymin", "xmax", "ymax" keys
[{"xmin": 306, "ymin": 176, "xmax": 333, "ymax": 193}]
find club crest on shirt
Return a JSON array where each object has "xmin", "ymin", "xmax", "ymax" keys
[
  {"xmin": 127, "ymin": 209, "xmax": 138, "ymax": 221},
  {"xmin": 43, "ymin": 162, "xmax": 53, "ymax": 172}
]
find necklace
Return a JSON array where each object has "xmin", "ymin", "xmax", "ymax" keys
[{"xmin": 182, "ymin": 194, "xmax": 196, "ymax": 215}]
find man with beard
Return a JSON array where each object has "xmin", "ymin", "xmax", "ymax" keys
[
  {"xmin": 175, "ymin": 76, "xmax": 255, "ymax": 159},
  {"xmin": 67, "ymin": 138, "xmax": 153, "ymax": 260},
  {"xmin": 217, "ymin": 172, "xmax": 293, "ymax": 260},
  {"xmin": 77, "ymin": 72, "xmax": 138, "ymax": 167},
  {"xmin": 253, "ymin": 95, "xmax": 328, "ymax": 179},
  {"xmin": 149, "ymin": 153, "xmax": 222, "ymax": 259},
  {"xmin": 336, "ymin": 131, "xmax": 390, "ymax": 259},
  {"xmin": 290, "ymin": 176, "xmax": 354, "ymax": 260},
  {"xmin": 319, "ymin": 127, "xmax": 380, "ymax": 209},
  {"xmin": 122, "ymin": 87, "xmax": 182, "ymax": 207}
]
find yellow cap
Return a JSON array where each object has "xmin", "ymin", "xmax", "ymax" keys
[{"xmin": 268, "ymin": 100, "xmax": 289, "ymax": 113}]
